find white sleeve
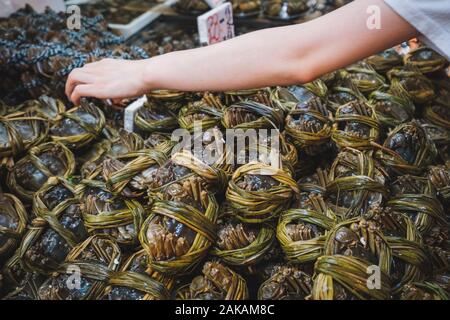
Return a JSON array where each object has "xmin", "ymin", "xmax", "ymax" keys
[{"xmin": 384, "ymin": 0, "xmax": 450, "ymax": 60}]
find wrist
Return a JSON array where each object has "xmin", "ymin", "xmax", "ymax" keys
[{"xmin": 138, "ymin": 58, "xmax": 159, "ymax": 91}]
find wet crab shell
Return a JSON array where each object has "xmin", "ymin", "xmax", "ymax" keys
[
  {"xmin": 144, "ymin": 132, "xmax": 176, "ymax": 155},
  {"xmin": 257, "ymin": 265, "xmax": 312, "ymax": 300},
  {"xmin": 428, "ymin": 164, "xmax": 450, "ymax": 207},
  {"xmin": 79, "ymin": 128, "xmax": 144, "ymax": 178},
  {"xmin": 331, "ymin": 100, "xmax": 380, "ymax": 150},
  {"xmin": 147, "ymin": 90, "xmax": 186, "ymax": 102},
  {"xmin": 49, "ymin": 100, "xmax": 105, "ymax": 150},
  {"xmin": 326, "ymin": 149, "xmax": 388, "ymax": 219},
  {"xmin": 375, "ymin": 121, "xmax": 437, "ymax": 175},
  {"xmin": 328, "ymin": 76, "xmax": 364, "ymax": 111},
  {"xmin": 139, "ymin": 195, "xmax": 218, "ymax": 275},
  {"xmin": 97, "ymin": 148, "xmax": 169, "ymax": 197},
  {"xmin": 176, "ymin": 261, "xmax": 249, "ymax": 300},
  {"xmin": 102, "ymin": 271, "xmax": 169, "ymax": 300},
  {"xmin": 37, "ymin": 234, "xmax": 122, "ymax": 300},
  {"xmin": 311, "ymin": 254, "xmax": 392, "ymax": 300},
  {"xmin": 378, "ymin": 210, "xmax": 430, "ymax": 293},
  {"xmin": 421, "ymin": 121, "xmax": 450, "ymax": 148},
  {"xmin": 284, "ymin": 96, "xmax": 333, "ymax": 155},
  {"xmin": 263, "ymin": 0, "xmax": 309, "ymax": 21},
  {"xmin": 222, "ymin": 100, "xmax": 284, "ymax": 130},
  {"xmin": 178, "ymin": 94, "xmax": 224, "ymax": 132},
  {"xmin": 7, "ymin": 142, "xmax": 75, "ymax": 201},
  {"xmin": 174, "ymin": 0, "xmax": 210, "ymax": 15},
  {"xmin": 366, "ymin": 48, "xmax": 403, "ymax": 74},
  {"xmin": 82, "ymin": 196, "xmax": 146, "ymax": 246},
  {"xmin": 277, "ymin": 208, "xmax": 335, "ymax": 264},
  {"xmin": 293, "ymin": 170, "xmax": 330, "ymax": 210},
  {"xmin": 424, "ymin": 102, "xmax": 450, "ymax": 130},
  {"xmin": 387, "ymin": 175, "xmax": 447, "ymax": 237},
  {"xmin": 21, "ymin": 177, "xmax": 87, "ymax": 274},
  {"xmin": 18, "ymin": 201, "xmax": 87, "ymax": 275},
  {"xmin": 226, "ymin": 162, "xmax": 299, "ymax": 223},
  {"xmin": 211, "ymin": 219, "xmax": 275, "ymax": 266},
  {"xmin": 147, "ymin": 150, "xmax": 228, "ymax": 197},
  {"xmin": 0, "ymin": 193, "xmax": 28, "ymax": 263},
  {"xmin": 134, "ymin": 100, "xmax": 178, "ymax": 133},
  {"xmin": 368, "ymin": 87, "xmax": 415, "ymax": 129},
  {"xmin": 118, "ymin": 249, "xmax": 175, "ymax": 290},
  {"xmin": 387, "ymin": 67, "xmax": 436, "ymax": 104},
  {"xmin": 399, "ymin": 281, "xmax": 449, "ymax": 300},
  {"xmin": 346, "ymin": 62, "xmax": 386, "ymax": 94},
  {"xmin": 0, "ymin": 111, "xmax": 48, "ymax": 158},
  {"xmin": 33, "ymin": 95, "xmax": 66, "ymax": 120},
  {"xmin": 231, "ymin": 0, "xmax": 262, "ymax": 17},
  {"xmin": 404, "ymin": 47, "xmax": 448, "ymax": 74}
]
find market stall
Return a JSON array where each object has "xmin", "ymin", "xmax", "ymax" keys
[{"xmin": 0, "ymin": 0, "xmax": 449, "ymax": 301}]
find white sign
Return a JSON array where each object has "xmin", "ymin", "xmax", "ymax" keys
[
  {"xmin": 124, "ymin": 95, "xmax": 148, "ymax": 133},
  {"xmin": 12, "ymin": 0, "xmax": 65, "ymax": 12},
  {"xmin": 0, "ymin": 0, "xmax": 15, "ymax": 18},
  {"xmin": 204, "ymin": 0, "xmax": 224, "ymax": 9},
  {"xmin": 197, "ymin": 2, "xmax": 234, "ymax": 46}
]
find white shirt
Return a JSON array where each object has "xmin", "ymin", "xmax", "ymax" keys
[{"xmin": 384, "ymin": 0, "xmax": 450, "ymax": 60}]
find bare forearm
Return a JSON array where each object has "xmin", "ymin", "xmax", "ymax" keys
[
  {"xmin": 142, "ymin": 0, "xmax": 418, "ymax": 92},
  {"xmin": 66, "ymin": 0, "xmax": 419, "ymax": 103},
  {"xmin": 143, "ymin": 26, "xmax": 315, "ymax": 92}
]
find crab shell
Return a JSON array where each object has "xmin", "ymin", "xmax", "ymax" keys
[
  {"xmin": 0, "ymin": 193, "xmax": 28, "ymax": 262},
  {"xmin": 37, "ymin": 234, "xmax": 122, "ymax": 300},
  {"xmin": 7, "ymin": 142, "xmax": 75, "ymax": 201}
]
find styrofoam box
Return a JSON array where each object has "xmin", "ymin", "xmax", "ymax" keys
[{"xmin": 66, "ymin": 0, "xmax": 178, "ymax": 39}]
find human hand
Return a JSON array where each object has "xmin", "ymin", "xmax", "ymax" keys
[{"xmin": 65, "ymin": 58, "xmax": 151, "ymax": 105}]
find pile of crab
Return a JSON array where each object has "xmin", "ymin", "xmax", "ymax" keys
[
  {"xmin": 0, "ymin": 6, "xmax": 158, "ymax": 106},
  {"xmin": 1, "ymin": 35, "xmax": 450, "ymax": 299}
]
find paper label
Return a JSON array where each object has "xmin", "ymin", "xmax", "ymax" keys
[
  {"xmin": 0, "ymin": 0, "xmax": 15, "ymax": 17},
  {"xmin": 197, "ymin": 2, "xmax": 234, "ymax": 46},
  {"xmin": 124, "ymin": 96, "xmax": 147, "ymax": 132},
  {"xmin": 11, "ymin": 0, "xmax": 65, "ymax": 13}
]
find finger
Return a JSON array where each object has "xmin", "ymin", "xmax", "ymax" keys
[
  {"xmin": 70, "ymin": 84, "xmax": 97, "ymax": 105},
  {"xmin": 65, "ymin": 68, "xmax": 96, "ymax": 98}
]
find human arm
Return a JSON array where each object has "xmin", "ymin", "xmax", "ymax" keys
[{"xmin": 66, "ymin": 0, "xmax": 419, "ymax": 104}]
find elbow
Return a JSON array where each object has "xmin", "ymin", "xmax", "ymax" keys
[{"xmin": 284, "ymin": 58, "xmax": 317, "ymax": 85}]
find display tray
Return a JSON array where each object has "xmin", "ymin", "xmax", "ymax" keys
[{"xmin": 66, "ymin": 0, "xmax": 178, "ymax": 39}]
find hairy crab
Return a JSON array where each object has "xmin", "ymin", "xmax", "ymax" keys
[
  {"xmin": 263, "ymin": 0, "xmax": 309, "ymax": 21},
  {"xmin": 38, "ymin": 234, "xmax": 122, "ymax": 300},
  {"xmin": 226, "ymin": 162, "xmax": 299, "ymax": 223},
  {"xmin": 326, "ymin": 149, "xmax": 388, "ymax": 218},
  {"xmin": 18, "ymin": 177, "xmax": 87, "ymax": 274},
  {"xmin": 404, "ymin": 47, "xmax": 448, "ymax": 74},
  {"xmin": 285, "ymin": 96, "xmax": 333, "ymax": 155},
  {"xmin": 211, "ymin": 217, "xmax": 275, "ymax": 266},
  {"xmin": 257, "ymin": 264, "xmax": 312, "ymax": 300},
  {"xmin": 375, "ymin": 121, "xmax": 437, "ymax": 175},
  {"xmin": 332, "ymin": 100, "xmax": 380, "ymax": 149},
  {"xmin": 176, "ymin": 261, "xmax": 249, "ymax": 300},
  {"xmin": 7, "ymin": 142, "xmax": 75, "ymax": 200},
  {"xmin": 49, "ymin": 99, "xmax": 105, "ymax": 150},
  {"xmin": 0, "ymin": 193, "xmax": 28, "ymax": 263}
]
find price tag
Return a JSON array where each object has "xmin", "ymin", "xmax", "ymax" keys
[
  {"xmin": 0, "ymin": 0, "xmax": 15, "ymax": 18},
  {"xmin": 204, "ymin": 0, "xmax": 225, "ymax": 9},
  {"xmin": 11, "ymin": 0, "xmax": 65, "ymax": 13},
  {"xmin": 197, "ymin": 2, "xmax": 234, "ymax": 46},
  {"xmin": 124, "ymin": 95, "xmax": 147, "ymax": 132}
]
